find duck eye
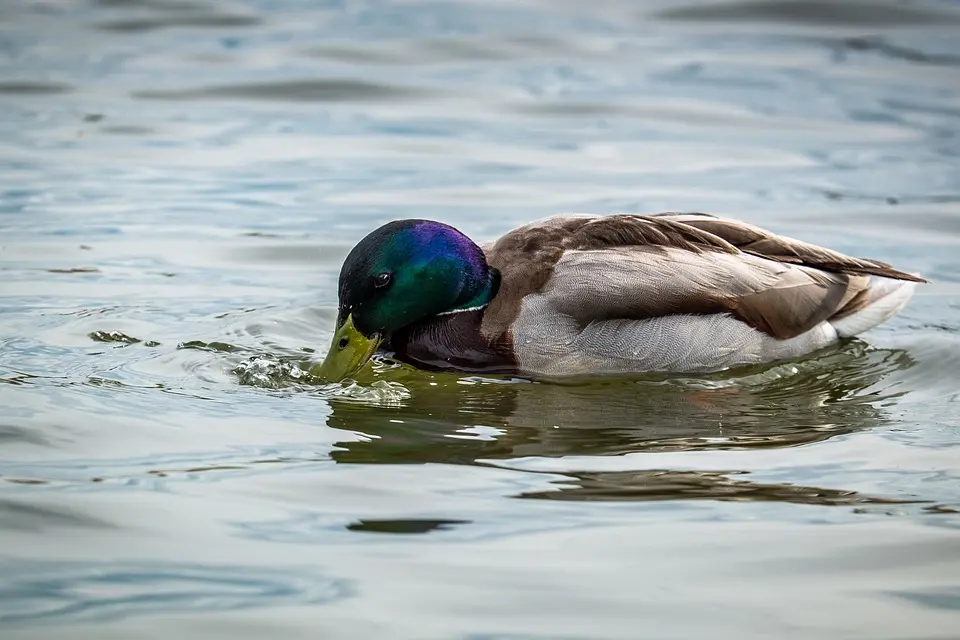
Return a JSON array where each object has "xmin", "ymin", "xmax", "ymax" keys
[{"xmin": 373, "ymin": 272, "xmax": 391, "ymax": 288}]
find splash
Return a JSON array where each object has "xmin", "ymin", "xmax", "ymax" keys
[
  {"xmin": 320, "ymin": 379, "xmax": 412, "ymax": 406},
  {"xmin": 233, "ymin": 353, "xmax": 411, "ymax": 405},
  {"xmin": 233, "ymin": 354, "xmax": 310, "ymax": 389}
]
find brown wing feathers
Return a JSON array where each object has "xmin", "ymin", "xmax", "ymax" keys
[
  {"xmin": 730, "ymin": 270, "xmax": 852, "ymax": 339},
  {"xmin": 667, "ymin": 214, "xmax": 927, "ymax": 283},
  {"xmin": 484, "ymin": 215, "xmax": 739, "ymax": 325},
  {"xmin": 566, "ymin": 215, "xmax": 740, "ymax": 255},
  {"xmin": 482, "ymin": 213, "xmax": 924, "ymax": 340}
]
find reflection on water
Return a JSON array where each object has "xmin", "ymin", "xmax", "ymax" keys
[
  {"xmin": 321, "ymin": 342, "xmax": 921, "ymax": 505},
  {"xmin": 327, "ymin": 342, "xmax": 910, "ymax": 463},
  {"xmin": 2, "ymin": 0, "xmax": 960, "ymax": 637},
  {"xmin": 515, "ymin": 468, "xmax": 918, "ymax": 506},
  {"xmin": 346, "ymin": 518, "xmax": 470, "ymax": 534}
]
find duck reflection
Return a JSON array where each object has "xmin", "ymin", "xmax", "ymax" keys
[
  {"xmin": 326, "ymin": 342, "xmax": 917, "ymax": 506},
  {"xmin": 515, "ymin": 469, "xmax": 910, "ymax": 506}
]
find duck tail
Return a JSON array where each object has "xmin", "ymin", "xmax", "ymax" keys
[{"xmin": 829, "ymin": 275, "xmax": 919, "ymax": 338}]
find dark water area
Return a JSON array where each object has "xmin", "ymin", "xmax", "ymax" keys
[{"xmin": 1, "ymin": 1, "xmax": 959, "ymax": 638}]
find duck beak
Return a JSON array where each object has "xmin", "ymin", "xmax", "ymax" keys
[{"xmin": 313, "ymin": 314, "xmax": 382, "ymax": 382}]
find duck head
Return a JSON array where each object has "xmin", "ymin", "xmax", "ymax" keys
[{"xmin": 315, "ymin": 219, "xmax": 498, "ymax": 382}]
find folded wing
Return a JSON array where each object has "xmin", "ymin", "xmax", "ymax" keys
[{"xmin": 482, "ymin": 213, "xmax": 923, "ymax": 340}]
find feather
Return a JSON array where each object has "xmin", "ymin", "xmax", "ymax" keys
[{"xmin": 482, "ymin": 213, "xmax": 924, "ymax": 341}]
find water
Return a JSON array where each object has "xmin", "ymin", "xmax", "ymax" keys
[{"xmin": 2, "ymin": 0, "xmax": 960, "ymax": 637}]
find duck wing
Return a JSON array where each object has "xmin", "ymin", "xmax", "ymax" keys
[{"xmin": 480, "ymin": 213, "xmax": 923, "ymax": 341}]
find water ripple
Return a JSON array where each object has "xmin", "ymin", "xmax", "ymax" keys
[
  {"xmin": 2, "ymin": 0, "xmax": 959, "ymax": 636},
  {"xmin": 0, "ymin": 560, "xmax": 349, "ymax": 628},
  {"xmin": 659, "ymin": 1, "xmax": 960, "ymax": 26},
  {"xmin": 132, "ymin": 79, "xmax": 434, "ymax": 103}
]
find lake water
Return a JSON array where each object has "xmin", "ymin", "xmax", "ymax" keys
[{"xmin": 2, "ymin": 1, "xmax": 960, "ymax": 638}]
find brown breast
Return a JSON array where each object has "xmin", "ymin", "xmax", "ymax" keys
[{"xmin": 390, "ymin": 308, "xmax": 517, "ymax": 374}]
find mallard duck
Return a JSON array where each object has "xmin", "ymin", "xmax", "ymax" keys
[{"xmin": 315, "ymin": 213, "xmax": 925, "ymax": 382}]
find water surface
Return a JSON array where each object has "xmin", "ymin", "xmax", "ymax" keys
[{"xmin": 2, "ymin": 1, "xmax": 960, "ymax": 638}]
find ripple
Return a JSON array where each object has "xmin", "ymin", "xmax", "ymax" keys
[
  {"xmin": 92, "ymin": 0, "xmax": 207, "ymax": 8},
  {"xmin": 887, "ymin": 587, "xmax": 960, "ymax": 611},
  {"xmin": 90, "ymin": 0, "xmax": 262, "ymax": 32},
  {"xmin": 132, "ymin": 79, "xmax": 433, "ymax": 103},
  {"xmin": 0, "ymin": 81, "xmax": 73, "ymax": 96},
  {"xmin": 0, "ymin": 560, "xmax": 348, "ymax": 628},
  {"xmin": 0, "ymin": 424, "xmax": 46, "ymax": 446},
  {"xmin": 0, "ymin": 500, "xmax": 111, "ymax": 532},
  {"xmin": 2, "ymin": 1, "xmax": 959, "ymax": 636},
  {"xmin": 96, "ymin": 13, "xmax": 261, "ymax": 32},
  {"xmin": 300, "ymin": 34, "xmax": 592, "ymax": 66},
  {"xmin": 658, "ymin": 1, "xmax": 960, "ymax": 26},
  {"xmin": 832, "ymin": 36, "xmax": 960, "ymax": 67}
]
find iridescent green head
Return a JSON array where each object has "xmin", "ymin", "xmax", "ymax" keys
[{"xmin": 315, "ymin": 219, "xmax": 498, "ymax": 382}]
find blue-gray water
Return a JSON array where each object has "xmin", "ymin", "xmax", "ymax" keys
[{"xmin": 2, "ymin": 1, "xmax": 960, "ymax": 638}]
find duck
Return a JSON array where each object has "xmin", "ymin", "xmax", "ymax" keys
[{"xmin": 314, "ymin": 212, "xmax": 925, "ymax": 382}]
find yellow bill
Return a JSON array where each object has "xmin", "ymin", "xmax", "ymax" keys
[{"xmin": 313, "ymin": 314, "xmax": 382, "ymax": 382}]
